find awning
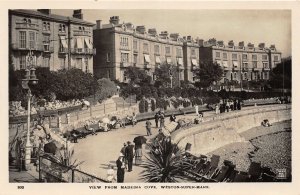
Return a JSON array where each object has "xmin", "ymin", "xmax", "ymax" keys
[
  {"xmin": 155, "ymin": 56, "xmax": 161, "ymax": 64},
  {"xmin": 76, "ymin": 37, "xmax": 83, "ymax": 49},
  {"xmin": 191, "ymin": 59, "xmax": 198, "ymax": 66},
  {"xmin": 177, "ymin": 58, "xmax": 183, "ymax": 65},
  {"xmin": 166, "ymin": 57, "xmax": 172, "ymax": 65},
  {"xmin": 222, "ymin": 61, "xmax": 228, "ymax": 67},
  {"xmin": 60, "ymin": 36, "xmax": 68, "ymax": 49},
  {"xmin": 84, "ymin": 37, "xmax": 93, "ymax": 49},
  {"xmin": 144, "ymin": 54, "xmax": 151, "ymax": 63},
  {"xmin": 232, "ymin": 61, "xmax": 238, "ymax": 68}
]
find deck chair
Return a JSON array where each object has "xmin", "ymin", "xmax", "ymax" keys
[
  {"xmin": 248, "ymin": 162, "xmax": 261, "ymax": 181},
  {"xmin": 205, "ymin": 155, "xmax": 220, "ymax": 178},
  {"xmin": 233, "ymin": 171, "xmax": 251, "ymax": 182},
  {"xmin": 214, "ymin": 166, "xmax": 230, "ymax": 182},
  {"xmin": 226, "ymin": 170, "xmax": 238, "ymax": 182}
]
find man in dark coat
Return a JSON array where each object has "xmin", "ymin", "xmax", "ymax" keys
[
  {"xmin": 116, "ymin": 155, "xmax": 125, "ymax": 182},
  {"xmin": 154, "ymin": 112, "xmax": 160, "ymax": 128},
  {"xmin": 125, "ymin": 141, "xmax": 134, "ymax": 172}
]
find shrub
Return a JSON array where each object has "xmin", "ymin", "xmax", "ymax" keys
[
  {"xmin": 145, "ymin": 100, "xmax": 149, "ymax": 112},
  {"xmin": 139, "ymin": 100, "xmax": 145, "ymax": 113},
  {"xmin": 95, "ymin": 78, "xmax": 117, "ymax": 102}
]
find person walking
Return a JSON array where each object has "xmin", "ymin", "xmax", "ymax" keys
[
  {"xmin": 160, "ymin": 113, "xmax": 165, "ymax": 128},
  {"xmin": 145, "ymin": 120, "xmax": 152, "ymax": 136},
  {"xmin": 125, "ymin": 141, "xmax": 134, "ymax": 172},
  {"xmin": 154, "ymin": 112, "xmax": 160, "ymax": 128},
  {"xmin": 116, "ymin": 155, "xmax": 125, "ymax": 183}
]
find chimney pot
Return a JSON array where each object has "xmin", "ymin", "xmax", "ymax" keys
[
  {"xmin": 73, "ymin": 9, "xmax": 83, "ymax": 19},
  {"xmin": 96, "ymin": 20, "xmax": 102, "ymax": 29}
]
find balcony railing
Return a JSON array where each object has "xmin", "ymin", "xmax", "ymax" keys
[
  {"xmin": 16, "ymin": 22, "xmax": 39, "ymax": 30},
  {"xmin": 73, "ymin": 30, "xmax": 91, "ymax": 36},
  {"xmin": 42, "ymin": 45, "xmax": 54, "ymax": 53},
  {"xmin": 71, "ymin": 48, "xmax": 96, "ymax": 55},
  {"xmin": 59, "ymin": 48, "xmax": 69, "ymax": 54},
  {"xmin": 11, "ymin": 43, "xmax": 43, "ymax": 51},
  {"xmin": 232, "ymin": 66, "xmax": 239, "ymax": 71},
  {"xmin": 120, "ymin": 45, "xmax": 130, "ymax": 51},
  {"xmin": 252, "ymin": 67, "xmax": 260, "ymax": 71},
  {"xmin": 242, "ymin": 67, "xmax": 249, "ymax": 72},
  {"xmin": 120, "ymin": 62, "xmax": 130, "ymax": 68},
  {"xmin": 263, "ymin": 67, "xmax": 270, "ymax": 71},
  {"xmin": 144, "ymin": 64, "xmax": 151, "ymax": 69}
]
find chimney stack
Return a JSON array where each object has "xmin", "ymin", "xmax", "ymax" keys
[
  {"xmin": 109, "ymin": 16, "xmax": 120, "ymax": 25},
  {"xmin": 239, "ymin": 41, "xmax": 244, "ymax": 48},
  {"xmin": 96, "ymin": 20, "xmax": 102, "ymax": 29},
  {"xmin": 170, "ymin": 33, "xmax": 179, "ymax": 41},
  {"xmin": 136, "ymin": 26, "xmax": 146, "ymax": 34},
  {"xmin": 73, "ymin": 9, "xmax": 83, "ymax": 19},
  {"xmin": 37, "ymin": 9, "xmax": 51, "ymax": 15},
  {"xmin": 148, "ymin": 28, "xmax": 157, "ymax": 36},
  {"xmin": 198, "ymin": 39, "xmax": 204, "ymax": 47}
]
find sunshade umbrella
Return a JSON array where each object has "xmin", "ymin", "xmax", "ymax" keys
[
  {"xmin": 44, "ymin": 142, "xmax": 57, "ymax": 155},
  {"xmin": 133, "ymin": 136, "xmax": 147, "ymax": 146}
]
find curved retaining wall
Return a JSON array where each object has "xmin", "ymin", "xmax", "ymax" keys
[{"xmin": 171, "ymin": 104, "xmax": 291, "ymax": 155}]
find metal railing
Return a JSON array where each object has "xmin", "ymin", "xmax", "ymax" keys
[{"xmin": 39, "ymin": 154, "xmax": 109, "ymax": 183}]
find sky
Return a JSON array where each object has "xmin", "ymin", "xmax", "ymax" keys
[{"xmin": 52, "ymin": 9, "xmax": 291, "ymax": 57}]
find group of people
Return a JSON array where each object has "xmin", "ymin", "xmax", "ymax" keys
[
  {"xmin": 107, "ymin": 140, "xmax": 141, "ymax": 183},
  {"xmin": 154, "ymin": 111, "xmax": 166, "ymax": 128},
  {"xmin": 215, "ymin": 99, "xmax": 242, "ymax": 114}
]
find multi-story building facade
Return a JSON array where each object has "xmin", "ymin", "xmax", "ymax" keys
[
  {"xmin": 199, "ymin": 39, "xmax": 282, "ymax": 83},
  {"xmin": 93, "ymin": 16, "xmax": 200, "ymax": 83},
  {"xmin": 9, "ymin": 9, "xmax": 95, "ymax": 73}
]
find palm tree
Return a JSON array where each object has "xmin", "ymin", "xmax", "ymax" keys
[{"xmin": 141, "ymin": 138, "xmax": 195, "ymax": 182}]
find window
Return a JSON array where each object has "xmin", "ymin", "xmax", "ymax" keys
[
  {"xmin": 176, "ymin": 48, "xmax": 182, "ymax": 57},
  {"xmin": 263, "ymin": 62, "xmax": 269, "ymax": 69},
  {"xmin": 47, "ymin": 22, "xmax": 50, "ymax": 31},
  {"xmin": 29, "ymin": 31, "xmax": 35, "ymax": 49},
  {"xmin": 121, "ymin": 53, "xmax": 129, "ymax": 63},
  {"xmin": 133, "ymin": 54, "xmax": 138, "ymax": 65},
  {"xmin": 232, "ymin": 53, "xmax": 237, "ymax": 60},
  {"xmin": 143, "ymin": 43, "xmax": 149, "ymax": 53},
  {"xmin": 76, "ymin": 58, "xmax": 82, "ymax": 69},
  {"xmin": 243, "ymin": 73, "xmax": 248, "ymax": 80},
  {"xmin": 133, "ymin": 40, "xmax": 138, "ymax": 50},
  {"xmin": 252, "ymin": 54, "xmax": 257, "ymax": 61},
  {"xmin": 154, "ymin": 45, "xmax": 160, "ymax": 54},
  {"xmin": 243, "ymin": 62, "xmax": 248, "ymax": 69},
  {"xmin": 59, "ymin": 24, "xmax": 66, "ymax": 32},
  {"xmin": 43, "ymin": 22, "xmax": 47, "ymax": 31},
  {"xmin": 43, "ymin": 35, "xmax": 50, "ymax": 51},
  {"xmin": 165, "ymin": 46, "xmax": 170, "ymax": 54},
  {"xmin": 19, "ymin": 55, "xmax": 26, "ymax": 69},
  {"xmin": 191, "ymin": 48, "xmax": 195, "ymax": 56},
  {"xmin": 274, "ymin": 55, "xmax": 279, "ymax": 61},
  {"xmin": 223, "ymin": 53, "xmax": 227, "ymax": 60},
  {"xmin": 120, "ymin": 36, "xmax": 129, "ymax": 47},
  {"xmin": 19, "ymin": 31, "xmax": 26, "ymax": 48},
  {"xmin": 84, "ymin": 58, "xmax": 89, "ymax": 73},
  {"xmin": 262, "ymin": 54, "xmax": 268, "ymax": 61},
  {"xmin": 253, "ymin": 61, "xmax": 257, "ymax": 68},
  {"xmin": 242, "ymin": 54, "xmax": 248, "ymax": 60},
  {"xmin": 43, "ymin": 57, "xmax": 50, "ymax": 67},
  {"xmin": 59, "ymin": 57, "xmax": 66, "ymax": 69},
  {"xmin": 264, "ymin": 72, "xmax": 268, "ymax": 80},
  {"xmin": 123, "ymin": 72, "xmax": 127, "ymax": 82},
  {"xmin": 234, "ymin": 72, "xmax": 237, "ymax": 80},
  {"xmin": 106, "ymin": 53, "xmax": 111, "ymax": 62}
]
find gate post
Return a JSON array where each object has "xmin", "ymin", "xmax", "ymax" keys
[{"xmin": 38, "ymin": 156, "xmax": 41, "ymax": 181}]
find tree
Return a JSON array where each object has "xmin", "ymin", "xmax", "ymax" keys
[
  {"xmin": 193, "ymin": 62, "xmax": 223, "ymax": 89},
  {"xmin": 269, "ymin": 57, "xmax": 292, "ymax": 89},
  {"xmin": 124, "ymin": 66, "xmax": 151, "ymax": 86},
  {"xmin": 154, "ymin": 63, "xmax": 180, "ymax": 88}
]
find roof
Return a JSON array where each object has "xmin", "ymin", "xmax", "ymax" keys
[{"xmin": 9, "ymin": 9, "xmax": 95, "ymax": 26}]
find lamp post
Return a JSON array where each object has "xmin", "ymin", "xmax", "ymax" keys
[
  {"xmin": 21, "ymin": 50, "xmax": 38, "ymax": 168},
  {"xmin": 169, "ymin": 69, "xmax": 173, "ymax": 88}
]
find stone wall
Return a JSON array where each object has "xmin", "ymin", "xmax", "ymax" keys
[{"xmin": 172, "ymin": 104, "xmax": 291, "ymax": 155}]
